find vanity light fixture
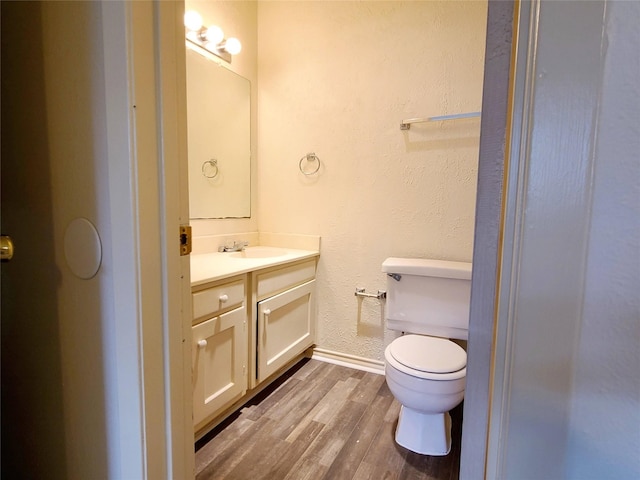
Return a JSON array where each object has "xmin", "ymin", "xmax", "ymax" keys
[{"xmin": 184, "ymin": 10, "xmax": 242, "ymax": 63}]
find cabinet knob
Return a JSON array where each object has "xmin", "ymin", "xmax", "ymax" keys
[
  {"xmin": 219, "ymin": 294, "xmax": 229, "ymax": 303},
  {"xmin": 197, "ymin": 339, "xmax": 207, "ymax": 349},
  {"xmin": 263, "ymin": 309, "xmax": 271, "ymax": 316}
]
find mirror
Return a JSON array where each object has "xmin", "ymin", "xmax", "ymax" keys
[{"xmin": 186, "ymin": 46, "xmax": 251, "ymax": 218}]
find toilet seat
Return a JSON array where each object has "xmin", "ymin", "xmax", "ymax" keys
[{"xmin": 385, "ymin": 335, "xmax": 466, "ymax": 381}]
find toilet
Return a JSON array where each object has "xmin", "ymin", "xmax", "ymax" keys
[{"xmin": 382, "ymin": 257, "xmax": 472, "ymax": 456}]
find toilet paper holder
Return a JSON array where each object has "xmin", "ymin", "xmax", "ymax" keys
[{"xmin": 355, "ymin": 287, "xmax": 387, "ymax": 300}]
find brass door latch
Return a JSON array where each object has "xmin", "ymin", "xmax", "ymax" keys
[
  {"xmin": 1, "ymin": 235, "xmax": 14, "ymax": 262},
  {"xmin": 180, "ymin": 226, "xmax": 192, "ymax": 256}
]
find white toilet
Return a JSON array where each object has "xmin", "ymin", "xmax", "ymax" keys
[{"xmin": 382, "ymin": 257, "xmax": 472, "ymax": 456}]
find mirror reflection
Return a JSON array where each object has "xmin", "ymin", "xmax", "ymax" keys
[{"xmin": 186, "ymin": 46, "xmax": 251, "ymax": 219}]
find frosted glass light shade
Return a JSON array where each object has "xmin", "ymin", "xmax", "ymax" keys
[
  {"xmin": 224, "ymin": 37, "xmax": 242, "ymax": 55},
  {"xmin": 204, "ymin": 26, "xmax": 224, "ymax": 45},
  {"xmin": 184, "ymin": 11, "xmax": 203, "ymax": 31}
]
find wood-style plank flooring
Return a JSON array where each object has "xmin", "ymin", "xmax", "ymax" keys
[{"xmin": 195, "ymin": 359, "xmax": 462, "ymax": 480}]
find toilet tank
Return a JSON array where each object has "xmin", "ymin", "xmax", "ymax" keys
[{"xmin": 382, "ymin": 257, "xmax": 472, "ymax": 340}]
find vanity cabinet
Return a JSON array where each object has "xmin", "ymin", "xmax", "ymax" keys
[
  {"xmin": 191, "ymin": 251, "xmax": 319, "ymax": 436},
  {"xmin": 254, "ymin": 259, "xmax": 317, "ymax": 384},
  {"xmin": 191, "ymin": 276, "xmax": 247, "ymax": 429}
]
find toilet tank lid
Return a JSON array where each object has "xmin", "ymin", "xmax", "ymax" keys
[{"xmin": 382, "ymin": 257, "xmax": 472, "ymax": 280}]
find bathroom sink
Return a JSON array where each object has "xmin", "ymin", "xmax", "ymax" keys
[{"xmin": 230, "ymin": 247, "xmax": 288, "ymax": 259}]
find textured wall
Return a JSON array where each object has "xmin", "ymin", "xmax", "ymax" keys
[{"xmin": 257, "ymin": 2, "xmax": 487, "ymax": 361}]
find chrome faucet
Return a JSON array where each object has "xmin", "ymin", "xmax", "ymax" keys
[{"xmin": 218, "ymin": 240, "xmax": 249, "ymax": 252}]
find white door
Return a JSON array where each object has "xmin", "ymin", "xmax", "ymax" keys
[
  {"xmin": 192, "ymin": 307, "xmax": 247, "ymax": 428},
  {"xmin": 1, "ymin": 2, "xmax": 68, "ymax": 477},
  {"xmin": 1, "ymin": 2, "xmax": 192, "ymax": 479},
  {"xmin": 257, "ymin": 280, "xmax": 316, "ymax": 382}
]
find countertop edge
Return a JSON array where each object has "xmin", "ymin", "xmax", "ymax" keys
[{"xmin": 190, "ymin": 249, "xmax": 320, "ymax": 288}]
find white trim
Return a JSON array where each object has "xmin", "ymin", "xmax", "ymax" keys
[
  {"xmin": 101, "ymin": 2, "xmax": 147, "ymax": 478},
  {"xmin": 311, "ymin": 348, "xmax": 385, "ymax": 375},
  {"xmin": 486, "ymin": 0, "xmax": 610, "ymax": 477},
  {"xmin": 127, "ymin": 3, "xmax": 170, "ymax": 478},
  {"xmin": 101, "ymin": 2, "xmax": 192, "ymax": 478},
  {"xmin": 485, "ymin": 2, "xmax": 538, "ymax": 477},
  {"xmin": 459, "ymin": 1, "xmax": 517, "ymax": 477},
  {"xmin": 154, "ymin": 1, "xmax": 194, "ymax": 479}
]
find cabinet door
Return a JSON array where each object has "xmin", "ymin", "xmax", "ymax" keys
[
  {"xmin": 257, "ymin": 280, "xmax": 316, "ymax": 382},
  {"xmin": 192, "ymin": 307, "xmax": 247, "ymax": 428}
]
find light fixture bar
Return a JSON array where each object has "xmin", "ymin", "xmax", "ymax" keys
[
  {"xmin": 186, "ymin": 37, "xmax": 231, "ymax": 63},
  {"xmin": 184, "ymin": 10, "xmax": 241, "ymax": 64}
]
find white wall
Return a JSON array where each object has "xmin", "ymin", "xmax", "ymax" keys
[
  {"xmin": 486, "ymin": 1, "xmax": 640, "ymax": 478},
  {"xmin": 566, "ymin": 1, "xmax": 640, "ymax": 476},
  {"xmin": 3, "ymin": 3, "xmax": 189, "ymax": 478},
  {"xmin": 3, "ymin": 2, "xmax": 126, "ymax": 477},
  {"xmin": 257, "ymin": 1, "xmax": 487, "ymax": 360}
]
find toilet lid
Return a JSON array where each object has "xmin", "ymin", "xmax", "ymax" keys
[{"xmin": 388, "ymin": 335, "xmax": 466, "ymax": 374}]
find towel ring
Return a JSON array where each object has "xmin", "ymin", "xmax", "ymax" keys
[
  {"xmin": 202, "ymin": 159, "xmax": 219, "ymax": 178},
  {"xmin": 299, "ymin": 152, "xmax": 321, "ymax": 176}
]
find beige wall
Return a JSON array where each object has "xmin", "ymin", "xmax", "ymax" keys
[
  {"xmin": 185, "ymin": 1, "xmax": 487, "ymax": 361},
  {"xmin": 257, "ymin": 1, "xmax": 487, "ymax": 360}
]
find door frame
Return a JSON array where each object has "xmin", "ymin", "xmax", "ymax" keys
[
  {"xmin": 154, "ymin": 2, "xmax": 194, "ymax": 477},
  {"xmin": 112, "ymin": 0, "xmax": 519, "ymax": 478},
  {"xmin": 460, "ymin": 0, "xmax": 517, "ymax": 478},
  {"xmin": 101, "ymin": 1, "xmax": 192, "ymax": 478}
]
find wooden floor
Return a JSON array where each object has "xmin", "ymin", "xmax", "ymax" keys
[{"xmin": 195, "ymin": 359, "xmax": 462, "ymax": 480}]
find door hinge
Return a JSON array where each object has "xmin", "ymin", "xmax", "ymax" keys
[{"xmin": 180, "ymin": 225, "xmax": 192, "ymax": 256}]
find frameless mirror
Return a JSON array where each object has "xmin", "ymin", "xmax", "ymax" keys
[{"xmin": 186, "ymin": 46, "xmax": 251, "ymax": 218}]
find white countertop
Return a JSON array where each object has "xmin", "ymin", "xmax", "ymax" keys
[{"xmin": 190, "ymin": 246, "xmax": 320, "ymax": 287}]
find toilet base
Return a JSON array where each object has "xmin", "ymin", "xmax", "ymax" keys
[{"xmin": 395, "ymin": 405, "xmax": 452, "ymax": 456}]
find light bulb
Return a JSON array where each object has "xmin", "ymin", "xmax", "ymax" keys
[
  {"xmin": 184, "ymin": 11, "xmax": 203, "ymax": 32},
  {"xmin": 223, "ymin": 37, "xmax": 242, "ymax": 55},
  {"xmin": 204, "ymin": 25, "xmax": 224, "ymax": 45}
]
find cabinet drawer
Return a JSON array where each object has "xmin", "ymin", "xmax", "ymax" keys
[
  {"xmin": 256, "ymin": 259, "xmax": 316, "ymax": 300},
  {"xmin": 193, "ymin": 279, "xmax": 245, "ymax": 322}
]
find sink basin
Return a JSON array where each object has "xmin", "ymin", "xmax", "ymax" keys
[{"xmin": 230, "ymin": 247, "xmax": 288, "ymax": 259}]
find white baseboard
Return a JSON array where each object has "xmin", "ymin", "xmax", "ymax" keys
[{"xmin": 311, "ymin": 347, "xmax": 385, "ymax": 375}]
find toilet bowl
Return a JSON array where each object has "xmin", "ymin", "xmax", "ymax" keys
[
  {"xmin": 384, "ymin": 334, "xmax": 466, "ymax": 455},
  {"xmin": 381, "ymin": 257, "xmax": 472, "ymax": 456}
]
